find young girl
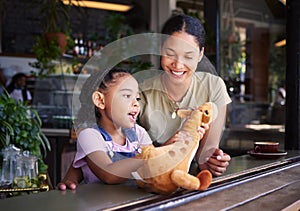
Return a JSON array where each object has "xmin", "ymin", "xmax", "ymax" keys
[
  {"xmin": 72, "ymin": 68, "xmax": 152, "ymax": 185},
  {"xmin": 59, "ymin": 68, "xmax": 194, "ymax": 190}
]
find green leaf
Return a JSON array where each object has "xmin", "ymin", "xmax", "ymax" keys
[{"xmin": 0, "ymin": 90, "xmax": 51, "ymax": 171}]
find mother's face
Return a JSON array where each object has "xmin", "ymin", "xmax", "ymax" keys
[{"xmin": 161, "ymin": 31, "xmax": 203, "ymax": 78}]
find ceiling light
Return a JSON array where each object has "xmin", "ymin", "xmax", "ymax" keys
[
  {"xmin": 62, "ymin": 0, "xmax": 132, "ymax": 12},
  {"xmin": 275, "ymin": 39, "xmax": 286, "ymax": 47},
  {"xmin": 278, "ymin": 0, "xmax": 286, "ymax": 5}
]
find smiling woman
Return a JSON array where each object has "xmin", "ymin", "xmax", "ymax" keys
[{"xmin": 138, "ymin": 15, "xmax": 232, "ymax": 174}]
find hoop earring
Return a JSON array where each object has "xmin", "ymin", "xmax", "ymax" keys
[
  {"xmin": 199, "ymin": 47, "xmax": 204, "ymax": 62},
  {"xmin": 198, "ymin": 54, "xmax": 203, "ymax": 63}
]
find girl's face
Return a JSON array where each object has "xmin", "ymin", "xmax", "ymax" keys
[
  {"xmin": 161, "ymin": 31, "xmax": 203, "ymax": 84},
  {"xmin": 98, "ymin": 75, "xmax": 140, "ymax": 129}
]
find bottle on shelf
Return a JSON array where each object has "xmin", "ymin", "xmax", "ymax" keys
[
  {"xmin": 77, "ymin": 33, "xmax": 84, "ymax": 56},
  {"xmin": 74, "ymin": 34, "xmax": 79, "ymax": 55}
]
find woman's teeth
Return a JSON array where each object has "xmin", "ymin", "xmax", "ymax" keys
[{"xmin": 172, "ymin": 71, "xmax": 184, "ymax": 76}]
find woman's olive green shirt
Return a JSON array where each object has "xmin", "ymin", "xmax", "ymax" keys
[{"xmin": 138, "ymin": 71, "xmax": 231, "ymax": 144}]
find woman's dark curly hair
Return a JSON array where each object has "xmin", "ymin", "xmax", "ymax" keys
[
  {"xmin": 74, "ymin": 68, "xmax": 130, "ymax": 129},
  {"xmin": 161, "ymin": 14, "xmax": 206, "ymax": 50}
]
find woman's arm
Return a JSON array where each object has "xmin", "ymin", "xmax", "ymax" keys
[
  {"xmin": 196, "ymin": 105, "xmax": 231, "ymax": 176},
  {"xmin": 86, "ymin": 151, "xmax": 144, "ymax": 184}
]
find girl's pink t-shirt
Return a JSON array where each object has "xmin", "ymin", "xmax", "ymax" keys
[{"xmin": 73, "ymin": 124, "xmax": 152, "ymax": 184}]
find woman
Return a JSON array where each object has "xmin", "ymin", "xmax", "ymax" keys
[
  {"xmin": 58, "ymin": 14, "xmax": 231, "ymax": 190},
  {"xmin": 137, "ymin": 14, "xmax": 231, "ymax": 176}
]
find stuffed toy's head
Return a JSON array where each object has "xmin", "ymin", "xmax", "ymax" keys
[{"xmin": 133, "ymin": 102, "xmax": 214, "ymax": 194}]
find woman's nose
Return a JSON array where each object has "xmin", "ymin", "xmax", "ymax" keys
[{"xmin": 173, "ymin": 59, "xmax": 184, "ymax": 69}]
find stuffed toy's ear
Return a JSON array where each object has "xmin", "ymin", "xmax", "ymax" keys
[{"xmin": 198, "ymin": 102, "xmax": 214, "ymax": 124}]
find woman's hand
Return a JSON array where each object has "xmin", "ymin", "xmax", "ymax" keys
[{"xmin": 199, "ymin": 148, "xmax": 231, "ymax": 176}]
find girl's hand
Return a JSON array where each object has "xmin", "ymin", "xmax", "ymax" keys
[
  {"xmin": 164, "ymin": 122, "xmax": 209, "ymax": 146},
  {"xmin": 163, "ymin": 131, "xmax": 191, "ymax": 145},
  {"xmin": 56, "ymin": 165, "xmax": 83, "ymax": 191},
  {"xmin": 57, "ymin": 180, "xmax": 77, "ymax": 191}
]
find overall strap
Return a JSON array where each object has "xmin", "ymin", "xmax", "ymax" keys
[{"xmin": 97, "ymin": 125, "xmax": 139, "ymax": 159}]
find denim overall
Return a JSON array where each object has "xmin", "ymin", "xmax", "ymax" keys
[{"xmin": 97, "ymin": 126, "xmax": 141, "ymax": 186}]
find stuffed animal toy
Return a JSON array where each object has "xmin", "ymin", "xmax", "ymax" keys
[{"xmin": 133, "ymin": 103, "xmax": 214, "ymax": 194}]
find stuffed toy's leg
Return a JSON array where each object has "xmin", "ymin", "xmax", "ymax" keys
[{"xmin": 171, "ymin": 169, "xmax": 212, "ymax": 191}]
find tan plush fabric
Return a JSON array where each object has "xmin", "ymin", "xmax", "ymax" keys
[{"xmin": 135, "ymin": 103, "xmax": 213, "ymax": 194}]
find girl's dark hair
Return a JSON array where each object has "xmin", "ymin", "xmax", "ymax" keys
[
  {"xmin": 75, "ymin": 68, "xmax": 130, "ymax": 128},
  {"xmin": 98, "ymin": 68, "xmax": 130, "ymax": 92},
  {"xmin": 161, "ymin": 14, "xmax": 206, "ymax": 50}
]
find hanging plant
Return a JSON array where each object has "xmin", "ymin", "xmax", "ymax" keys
[
  {"xmin": 28, "ymin": 0, "xmax": 82, "ymax": 77},
  {"xmin": 29, "ymin": 35, "xmax": 63, "ymax": 78},
  {"xmin": 227, "ymin": 30, "xmax": 238, "ymax": 44},
  {"xmin": 103, "ymin": 12, "xmax": 152, "ymax": 73}
]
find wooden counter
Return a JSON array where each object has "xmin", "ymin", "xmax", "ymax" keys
[
  {"xmin": 0, "ymin": 150, "xmax": 299, "ymax": 210},
  {"xmin": 171, "ymin": 161, "xmax": 300, "ymax": 211},
  {"xmin": 220, "ymin": 124, "xmax": 285, "ymax": 156},
  {"xmin": 42, "ymin": 124, "xmax": 287, "ymax": 186},
  {"xmin": 41, "ymin": 128, "xmax": 70, "ymax": 137},
  {"xmin": 41, "ymin": 128, "xmax": 74, "ymax": 186}
]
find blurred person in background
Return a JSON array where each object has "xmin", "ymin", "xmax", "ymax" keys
[
  {"xmin": 0, "ymin": 68, "xmax": 7, "ymax": 94},
  {"xmin": 6, "ymin": 73, "xmax": 32, "ymax": 104}
]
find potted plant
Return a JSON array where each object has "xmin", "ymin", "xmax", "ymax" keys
[
  {"xmin": 0, "ymin": 90, "xmax": 51, "ymax": 173},
  {"xmin": 29, "ymin": 0, "xmax": 80, "ymax": 77},
  {"xmin": 29, "ymin": 36, "xmax": 64, "ymax": 77},
  {"xmin": 36, "ymin": 0, "xmax": 76, "ymax": 48},
  {"xmin": 103, "ymin": 12, "xmax": 153, "ymax": 73}
]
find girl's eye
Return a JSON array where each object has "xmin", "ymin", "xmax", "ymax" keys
[
  {"xmin": 185, "ymin": 56, "xmax": 193, "ymax": 60},
  {"xmin": 136, "ymin": 97, "xmax": 141, "ymax": 101},
  {"xmin": 124, "ymin": 94, "xmax": 131, "ymax": 99}
]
